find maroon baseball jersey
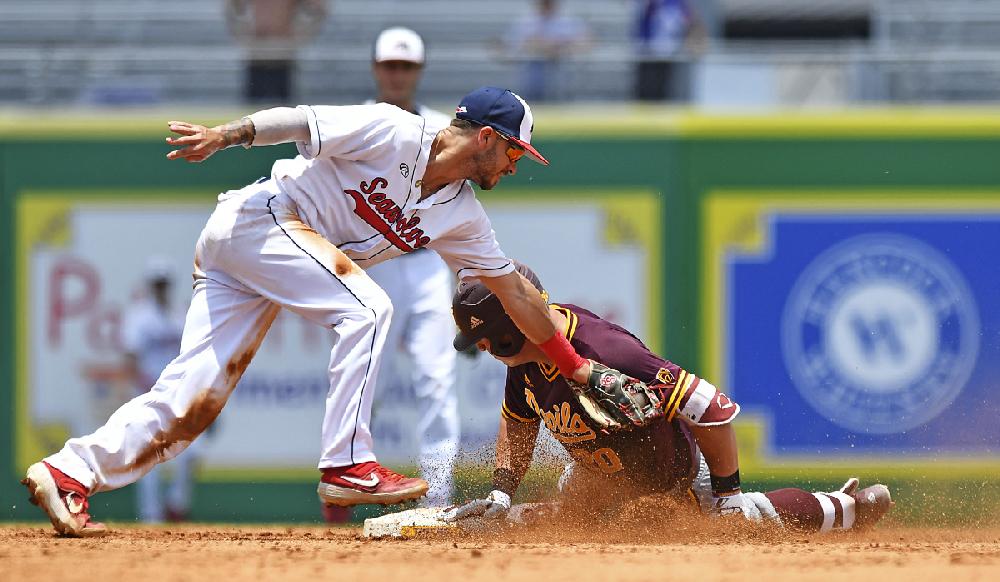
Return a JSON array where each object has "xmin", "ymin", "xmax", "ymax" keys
[{"xmin": 502, "ymin": 304, "xmax": 698, "ymax": 494}]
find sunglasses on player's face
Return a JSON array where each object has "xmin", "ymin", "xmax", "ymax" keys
[{"xmin": 495, "ymin": 131, "xmax": 526, "ymax": 163}]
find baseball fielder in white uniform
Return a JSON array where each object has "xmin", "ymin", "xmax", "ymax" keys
[
  {"xmin": 23, "ymin": 85, "xmax": 602, "ymax": 537},
  {"xmin": 121, "ymin": 259, "xmax": 197, "ymax": 523},
  {"xmin": 363, "ymin": 27, "xmax": 459, "ymax": 506}
]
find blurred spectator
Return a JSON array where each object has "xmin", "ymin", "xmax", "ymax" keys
[
  {"xmin": 633, "ymin": 0, "xmax": 706, "ymax": 101},
  {"xmin": 368, "ymin": 27, "xmax": 452, "ymax": 128},
  {"xmin": 366, "ymin": 27, "xmax": 459, "ymax": 508},
  {"xmin": 121, "ymin": 258, "xmax": 198, "ymax": 523},
  {"xmin": 505, "ymin": 0, "xmax": 590, "ymax": 102},
  {"xmin": 226, "ymin": 0, "xmax": 329, "ymax": 104}
]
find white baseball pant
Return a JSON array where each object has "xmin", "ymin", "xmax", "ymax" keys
[
  {"xmin": 46, "ymin": 179, "xmax": 392, "ymax": 492},
  {"xmin": 367, "ymin": 250, "xmax": 459, "ymax": 505},
  {"xmin": 136, "ymin": 442, "xmax": 198, "ymax": 523}
]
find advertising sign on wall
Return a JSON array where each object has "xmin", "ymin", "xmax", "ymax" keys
[{"xmin": 704, "ymin": 192, "xmax": 1000, "ymax": 460}]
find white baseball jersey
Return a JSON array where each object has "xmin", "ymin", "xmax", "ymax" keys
[
  {"xmin": 121, "ymin": 299, "xmax": 184, "ymax": 388},
  {"xmin": 362, "ymin": 100, "xmax": 452, "ymax": 134},
  {"xmin": 269, "ymin": 103, "xmax": 514, "ymax": 279}
]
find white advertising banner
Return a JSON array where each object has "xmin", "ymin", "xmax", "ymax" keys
[{"xmin": 17, "ymin": 189, "xmax": 661, "ymax": 476}]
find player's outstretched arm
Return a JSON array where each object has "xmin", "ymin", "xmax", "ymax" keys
[
  {"xmin": 166, "ymin": 107, "xmax": 309, "ymax": 163},
  {"xmin": 494, "ymin": 415, "xmax": 540, "ymax": 496},
  {"xmin": 483, "ymin": 271, "xmax": 592, "ymax": 383},
  {"xmin": 482, "ymin": 271, "xmax": 557, "ymax": 343},
  {"xmin": 165, "ymin": 118, "xmax": 255, "ymax": 163},
  {"xmin": 442, "ymin": 416, "xmax": 538, "ymax": 521}
]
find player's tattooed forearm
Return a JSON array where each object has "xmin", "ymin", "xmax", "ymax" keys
[{"xmin": 218, "ymin": 116, "xmax": 256, "ymax": 149}]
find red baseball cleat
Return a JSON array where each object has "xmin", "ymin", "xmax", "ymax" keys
[
  {"xmin": 840, "ymin": 477, "xmax": 894, "ymax": 529},
  {"xmin": 22, "ymin": 462, "xmax": 108, "ymax": 537},
  {"xmin": 318, "ymin": 461, "xmax": 428, "ymax": 506}
]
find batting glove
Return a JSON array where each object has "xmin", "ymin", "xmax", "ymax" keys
[
  {"xmin": 441, "ymin": 490, "xmax": 511, "ymax": 522},
  {"xmin": 709, "ymin": 492, "xmax": 762, "ymax": 523}
]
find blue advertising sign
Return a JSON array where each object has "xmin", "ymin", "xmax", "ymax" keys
[{"xmin": 727, "ymin": 213, "xmax": 1000, "ymax": 455}]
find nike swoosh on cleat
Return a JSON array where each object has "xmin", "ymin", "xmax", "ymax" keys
[
  {"xmin": 65, "ymin": 494, "xmax": 84, "ymax": 514},
  {"xmin": 340, "ymin": 474, "xmax": 380, "ymax": 488}
]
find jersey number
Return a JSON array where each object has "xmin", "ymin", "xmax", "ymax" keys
[{"xmin": 569, "ymin": 447, "xmax": 623, "ymax": 475}]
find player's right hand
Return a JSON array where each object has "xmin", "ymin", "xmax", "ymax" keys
[
  {"xmin": 165, "ymin": 121, "xmax": 225, "ymax": 163},
  {"xmin": 440, "ymin": 489, "xmax": 511, "ymax": 522}
]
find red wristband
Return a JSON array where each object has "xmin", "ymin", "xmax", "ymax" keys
[{"xmin": 538, "ymin": 332, "xmax": 586, "ymax": 378}]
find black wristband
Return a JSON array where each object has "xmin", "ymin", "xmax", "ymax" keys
[
  {"xmin": 492, "ymin": 468, "xmax": 519, "ymax": 497},
  {"xmin": 710, "ymin": 469, "xmax": 741, "ymax": 496}
]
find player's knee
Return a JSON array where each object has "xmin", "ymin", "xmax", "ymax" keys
[
  {"xmin": 672, "ymin": 378, "xmax": 741, "ymax": 427},
  {"xmin": 369, "ymin": 288, "xmax": 393, "ymax": 325},
  {"xmin": 344, "ymin": 291, "xmax": 392, "ymax": 332}
]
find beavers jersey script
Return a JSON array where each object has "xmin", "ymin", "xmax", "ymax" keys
[
  {"xmin": 502, "ymin": 304, "xmax": 697, "ymax": 493},
  {"xmin": 268, "ymin": 103, "xmax": 514, "ymax": 279}
]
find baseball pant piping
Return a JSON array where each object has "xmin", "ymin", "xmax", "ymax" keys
[{"xmin": 266, "ymin": 195, "xmax": 380, "ymax": 464}]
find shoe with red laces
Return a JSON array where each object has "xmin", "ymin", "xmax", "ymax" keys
[
  {"xmin": 318, "ymin": 461, "xmax": 428, "ymax": 506},
  {"xmin": 21, "ymin": 462, "xmax": 108, "ymax": 537},
  {"xmin": 839, "ymin": 477, "xmax": 894, "ymax": 529}
]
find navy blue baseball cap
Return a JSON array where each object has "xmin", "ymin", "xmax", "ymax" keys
[{"xmin": 455, "ymin": 87, "xmax": 549, "ymax": 166}]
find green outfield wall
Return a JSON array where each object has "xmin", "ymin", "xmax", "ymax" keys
[{"xmin": 3, "ymin": 109, "xmax": 1000, "ymax": 525}]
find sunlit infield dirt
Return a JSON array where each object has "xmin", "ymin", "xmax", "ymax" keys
[{"xmin": 2, "ymin": 522, "xmax": 998, "ymax": 582}]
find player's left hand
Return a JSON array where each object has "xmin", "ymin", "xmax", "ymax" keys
[
  {"xmin": 165, "ymin": 121, "xmax": 226, "ymax": 163},
  {"xmin": 441, "ymin": 490, "xmax": 511, "ymax": 522},
  {"xmin": 709, "ymin": 492, "xmax": 762, "ymax": 522},
  {"xmin": 567, "ymin": 361, "xmax": 667, "ymax": 432},
  {"xmin": 569, "ymin": 359, "xmax": 592, "ymax": 385}
]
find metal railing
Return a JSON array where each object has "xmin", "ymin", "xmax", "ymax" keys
[{"xmin": 6, "ymin": 0, "xmax": 1000, "ymax": 105}]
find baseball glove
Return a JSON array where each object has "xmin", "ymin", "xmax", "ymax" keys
[{"xmin": 567, "ymin": 361, "xmax": 667, "ymax": 432}]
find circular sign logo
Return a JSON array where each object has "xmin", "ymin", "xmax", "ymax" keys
[{"xmin": 781, "ymin": 233, "xmax": 979, "ymax": 434}]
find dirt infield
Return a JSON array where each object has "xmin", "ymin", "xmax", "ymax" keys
[{"xmin": 2, "ymin": 523, "xmax": 998, "ymax": 582}]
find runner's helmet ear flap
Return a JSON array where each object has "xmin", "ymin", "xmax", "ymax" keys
[{"xmin": 485, "ymin": 331, "xmax": 526, "ymax": 358}]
